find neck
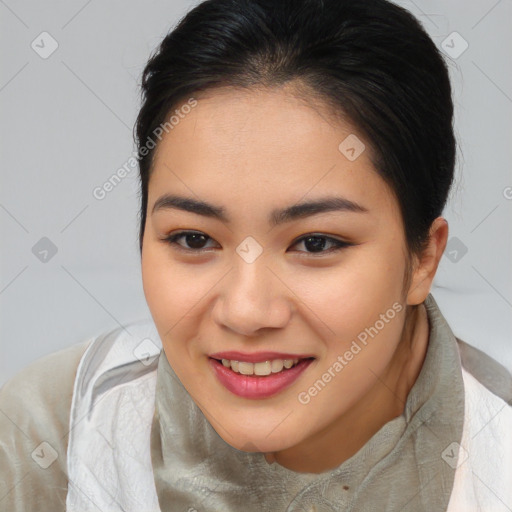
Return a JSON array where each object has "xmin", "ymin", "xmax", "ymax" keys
[{"xmin": 263, "ymin": 303, "xmax": 430, "ymax": 473}]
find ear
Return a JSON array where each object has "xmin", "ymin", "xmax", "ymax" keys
[{"xmin": 407, "ymin": 217, "xmax": 449, "ymax": 306}]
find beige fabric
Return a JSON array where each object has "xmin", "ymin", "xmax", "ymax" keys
[{"xmin": 0, "ymin": 340, "xmax": 90, "ymax": 510}]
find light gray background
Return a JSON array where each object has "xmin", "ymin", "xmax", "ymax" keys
[{"xmin": 1, "ymin": 0, "xmax": 511, "ymax": 386}]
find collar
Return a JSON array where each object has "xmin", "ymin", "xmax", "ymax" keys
[{"xmin": 150, "ymin": 293, "xmax": 465, "ymax": 511}]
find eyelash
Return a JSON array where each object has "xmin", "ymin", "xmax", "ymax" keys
[{"xmin": 162, "ymin": 230, "xmax": 354, "ymax": 256}]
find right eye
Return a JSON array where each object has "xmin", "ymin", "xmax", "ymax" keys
[{"xmin": 163, "ymin": 230, "xmax": 220, "ymax": 252}]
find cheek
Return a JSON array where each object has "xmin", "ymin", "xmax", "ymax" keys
[
  {"xmin": 293, "ymin": 258, "xmax": 407, "ymax": 415},
  {"xmin": 291, "ymin": 245, "xmax": 406, "ymax": 337},
  {"xmin": 141, "ymin": 241, "xmax": 227, "ymax": 368},
  {"xmin": 141, "ymin": 245, "xmax": 174, "ymax": 319},
  {"xmin": 141, "ymin": 245, "xmax": 207, "ymax": 382},
  {"xmin": 141, "ymin": 243, "xmax": 201, "ymax": 330}
]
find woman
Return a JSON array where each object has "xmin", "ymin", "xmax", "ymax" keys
[{"xmin": 1, "ymin": 0, "xmax": 511, "ymax": 510}]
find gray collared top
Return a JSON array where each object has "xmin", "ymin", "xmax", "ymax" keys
[{"xmin": 150, "ymin": 294, "xmax": 467, "ymax": 512}]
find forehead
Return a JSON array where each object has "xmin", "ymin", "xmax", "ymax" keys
[
  {"xmin": 148, "ymin": 85, "xmax": 398, "ymax": 218},
  {"xmin": 156, "ymin": 84, "xmax": 367, "ymax": 161}
]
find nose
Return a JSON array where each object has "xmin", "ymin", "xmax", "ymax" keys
[{"xmin": 212, "ymin": 258, "xmax": 292, "ymax": 337}]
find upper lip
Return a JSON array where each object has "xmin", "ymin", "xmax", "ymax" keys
[{"xmin": 209, "ymin": 351, "xmax": 315, "ymax": 363}]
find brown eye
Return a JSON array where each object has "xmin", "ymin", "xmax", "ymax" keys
[
  {"xmin": 290, "ymin": 234, "xmax": 353, "ymax": 254},
  {"xmin": 163, "ymin": 231, "xmax": 218, "ymax": 252}
]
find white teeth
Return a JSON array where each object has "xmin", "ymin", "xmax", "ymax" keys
[
  {"xmin": 254, "ymin": 361, "xmax": 272, "ymax": 376},
  {"xmin": 271, "ymin": 359, "xmax": 284, "ymax": 373},
  {"xmin": 238, "ymin": 362, "xmax": 254, "ymax": 375},
  {"xmin": 219, "ymin": 358, "xmax": 300, "ymax": 376}
]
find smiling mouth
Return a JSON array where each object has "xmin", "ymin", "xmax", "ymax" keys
[{"xmin": 210, "ymin": 357, "xmax": 315, "ymax": 376}]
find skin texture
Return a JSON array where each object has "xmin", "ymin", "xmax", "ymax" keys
[{"xmin": 141, "ymin": 84, "xmax": 448, "ymax": 474}]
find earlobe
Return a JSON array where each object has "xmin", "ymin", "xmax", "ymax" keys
[{"xmin": 406, "ymin": 217, "xmax": 449, "ymax": 305}]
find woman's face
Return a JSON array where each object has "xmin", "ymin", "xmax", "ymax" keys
[{"xmin": 141, "ymin": 85, "xmax": 417, "ymax": 457}]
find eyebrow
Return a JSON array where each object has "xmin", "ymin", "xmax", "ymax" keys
[{"xmin": 151, "ymin": 193, "xmax": 369, "ymax": 226}]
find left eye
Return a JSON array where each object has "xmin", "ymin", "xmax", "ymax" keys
[
  {"xmin": 163, "ymin": 231, "xmax": 353, "ymax": 255},
  {"xmin": 292, "ymin": 234, "xmax": 352, "ymax": 254}
]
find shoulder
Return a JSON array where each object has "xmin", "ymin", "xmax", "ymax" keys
[
  {"xmin": 65, "ymin": 319, "xmax": 162, "ymax": 512},
  {"xmin": 448, "ymin": 349, "xmax": 512, "ymax": 510},
  {"xmin": 456, "ymin": 337, "xmax": 512, "ymax": 405},
  {"xmin": 1, "ymin": 339, "xmax": 91, "ymax": 403},
  {"xmin": 0, "ymin": 340, "xmax": 90, "ymax": 510}
]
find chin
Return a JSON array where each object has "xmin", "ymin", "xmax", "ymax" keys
[{"xmin": 213, "ymin": 424, "xmax": 301, "ymax": 454}]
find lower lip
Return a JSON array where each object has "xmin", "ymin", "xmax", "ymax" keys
[{"xmin": 209, "ymin": 358, "xmax": 314, "ymax": 399}]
